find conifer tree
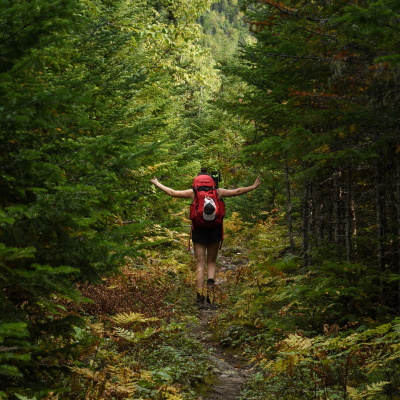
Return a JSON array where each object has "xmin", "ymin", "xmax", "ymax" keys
[
  {"xmin": 220, "ymin": 0, "xmax": 400, "ymax": 309},
  {"xmin": 0, "ymin": 0, "xmax": 212, "ymax": 395}
]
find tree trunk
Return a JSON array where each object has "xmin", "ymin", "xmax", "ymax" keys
[
  {"xmin": 317, "ymin": 186, "xmax": 324, "ymax": 246},
  {"xmin": 339, "ymin": 168, "xmax": 343, "ymax": 245},
  {"xmin": 302, "ymin": 181, "xmax": 309, "ymax": 267},
  {"xmin": 375, "ymin": 162, "xmax": 385, "ymax": 306},
  {"xmin": 350, "ymin": 165, "xmax": 357, "ymax": 254},
  {"xmin": 351, "ymin": 196, "xmax": 356, "ymax": 239},
  {"xmin": 334, "ymin": 169, "xmax": 340, "ymax": 245},
  {"xmin": 397, "ymin": 150, "xmax": 400, "ymax": 306},
  {"xmin": 308, "ymin": 180, "xmax": 314, "ymax": 265},
  {"xmin": 375, "ymin": 162, "xmax": 385, "ymax": 273},
  {"xmin": 328, "ymin": 180, "xmax": 333, "ymax": 243},
  {"xmin": 309, "ymin": 180, "xmax": 315, "ymax": 234},
  {"xmin": 284, "ymin": 162, "xmax": 295, "ymax": 252},
  {"xmin": 346, "ymin": 165, "xmax": 352, "ymax": 263},
  {"xmin": 382, "ymin": 160, "xmax": 387, "ymax": 261}
]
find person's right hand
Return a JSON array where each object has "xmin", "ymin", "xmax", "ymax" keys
[
  {"xmin": 254, "ymin": 175, "xmax": 261, "ymax": 188},
  {"xmin": 150, "ymin": 177, "xmax": 159, "ymax": 185}
]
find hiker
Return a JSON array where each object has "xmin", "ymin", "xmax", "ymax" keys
[{"xmin": 150, "ymin": 167, "xmax": 261, "ymax": 308}]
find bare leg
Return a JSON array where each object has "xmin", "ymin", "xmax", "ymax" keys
[
  {"xmin": 206, "ymin": 242, "xmax": 220, "ymax": 280},
  {"xmin": 193, "ymin": 242, "xmax": 207, "ymax": 292},
  {"xmin": 205, "ymin": 242, "xmax": 220, "ymax": 305}
]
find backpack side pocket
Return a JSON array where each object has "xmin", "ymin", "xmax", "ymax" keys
[
  {"xmin": 189, "ymin": 201, "xmax": 197, "ymax": 221},
  {"xmin": 217, "ymin": 199, "xmax": 225, "ymax": 221}
]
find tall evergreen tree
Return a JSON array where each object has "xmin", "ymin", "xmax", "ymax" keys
[
  {"xmin": 220, "ymin": 0, "xmax": 400, "ymax": 310},
  {"xmin": 0, "ymin": 0, "xmax": 216, "ymax": 395}
]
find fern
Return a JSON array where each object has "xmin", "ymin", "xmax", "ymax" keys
[
  {"xmin": 157, "ymin": 384, "xmax": 184, "ymax": 400},
  {"xmin": 138, "ymin": 370, "xmax": 153, "ymax": 381},
  {"xmin": 281, "ymin": 334, "xmax": 314, "ymax": 351},
  {"xmin": 68, "ymin": 366, "xmax": 98, "ymax": 380},
  {"xmin": 107, "ymin": 365, "xmax": 137, "ymax": 394},
  {"xmin": 110, "ymin": 312, "xmax": 159, "ymax": 325},
  {"xmin": 70, "ymin": 364, "xmax": 138, "ymax": 397},
  {"xmin": 347, "ymin": 382, "xmax": 389, "ymax": 399},
  {"xmin": 165, "ymin": 393, "xmax": 184, "ymax": 400},
  {"xmin": 15, "ymin": 396, "xmax": 37, "ymax": 400},
  {"xmin": 115, "ymin": 327, "xmax": 158, "ymax": 343},
  {"xmin": 347, "ymin": 386, "xmax": 363, "ymax": 400}
]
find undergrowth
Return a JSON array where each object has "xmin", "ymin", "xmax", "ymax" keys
[
  {"xmin": 12, "ymin": 209, "xmax": 400, "ymax": 400},
  {"xmin": 11, "ymin": 225, "xmax": 208, "ymax": 400},
  {"xmin": 210, "ymin": 212, "xmax": 400, "ymax": 400}
]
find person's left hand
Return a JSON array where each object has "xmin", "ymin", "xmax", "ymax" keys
[
  {"xmin": 254, "ymin": 175, "xmax": 261, "ymax": 188},
  {"xmin": 150, "ymin": 177, "xmax": 159, "ymax": 185}
]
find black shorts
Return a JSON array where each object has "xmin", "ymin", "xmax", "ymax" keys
[{"xmin": 192, "ymin": 226, "xmax": 222, "ymax": 244}]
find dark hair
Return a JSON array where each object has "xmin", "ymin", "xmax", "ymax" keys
[{"xmin": 198, "ymin": 167, "xmax": 209, "ymax": 176}]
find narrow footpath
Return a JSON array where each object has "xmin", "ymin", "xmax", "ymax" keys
[{"xmin": 188, "ymin": 254, "xmax": 253, "ymax": 400}]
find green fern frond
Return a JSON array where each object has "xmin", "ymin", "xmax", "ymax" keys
[
  {"xmin": 87, "ymin": 322, "xmax": 104, "ymax": 333},
  {"xmin": 139, "ymin": 370, "xmax": 153, "ymax": 381},
  {"xmin": 382, "ymin": 348, "xmax": 400, "ymax": 365},
  {"xmin": 282, "ymin": 334, "xmax": 314, "ymax": 351},
  {"xmin": 107, "ymin": 383, "xmax": 136, "ymax": 395},
  {"xmin": 269, "ymin": 290, "xmax": 293, "ymax": 302},
  {"xmin": 15, "ymin": 395, "xmax": 37, "ymax": 400},
  {"xmin": 365, "ymin": 381, "xmax": 389, "ymax": 398},
  {"xmin": 107, "ymin": 371, "xmax": 137, "ymax": 390},
  {"xmin": 347, "ymin": 381, "xmax": 389, "ymax": 399},
  {"xmin": 68, "ymin": 366, "xmax": 96, "ymax": 380},
  {"xmin": 242, "ymin": 288, "xmax": 259, "ymax": 296},
  {"xmin": 347, "ymin": 386, "xmax": 362, "ymax": 400},
  {"xmin": 165, "ymin": 393, "xmax": 184, "ymax": 400},
  {"xmin": 110, "ymin": 312, "xmax": 159, "ymax": 325},
  {"xmin": 273, "ymin": 354, "xmax": 303, "ymax": 372},
  {"xmin": 115, "ymin": 327, "xmax": 157, "ymax": 342}
]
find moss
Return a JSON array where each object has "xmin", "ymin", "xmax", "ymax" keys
[{"xmin": 193, "ymin": 372, "xmax": 217, "ymax": 397}]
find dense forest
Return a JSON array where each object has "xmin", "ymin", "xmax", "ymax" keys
[{"xmin": 1, "ymin": 0, "xmax": 400, "ymax": 399}]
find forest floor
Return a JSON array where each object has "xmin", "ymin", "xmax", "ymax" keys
[{"xmin": 187, "ymin": 254, "xmax": 253, "ymax": 400}]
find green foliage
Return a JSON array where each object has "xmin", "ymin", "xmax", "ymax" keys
[
  {"xmin": 0, "ymin": 0, "xmax": 160, "ymax": 394},
  {"xmin": 212, "ymin": 215, "xmax": 400, "ymax": 399},
  {"xmin": 199, "ymin": 0, "xmax": 250, "ymax": 60},
  {"xmin": 6, "ymin": 0, "xmax": 400, "ymax": 399},
  {"xmin": 0, "ymin": 0, "xmax": 233, "ymax": 396},
  {"xmin": 0, "ymin": 323, "xmax": 30, "ymax": 379},
  {"xmin": 240, "ymin": 320, "xmax": 400, "ymax": 399},
  {"xmin": 65, "ymin": 254, "xmax": 210, "ymax": 400},
  {"xmin": 215, "ymin": 0, "xmax": 400, "ymax": 336},
  {"xmin": 218, "ymin": 0, "xmax": 400, "ymax": 277},
  {"xmin": 141, "ymin": 328, "xmax": 212, "ymax": 397}
]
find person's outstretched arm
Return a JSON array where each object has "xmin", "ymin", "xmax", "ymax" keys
[
  {"xmin": 219, "ymin": 176, "xmax": 261, "ymax": 198},
  {"xmin": 150, "ymin": 177, "xmax": 194, "ymax": 199}
]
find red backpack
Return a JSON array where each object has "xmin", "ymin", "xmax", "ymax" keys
[{"xmin": 188, "ymin": 175, "xmax": 225, "ymax": 250}]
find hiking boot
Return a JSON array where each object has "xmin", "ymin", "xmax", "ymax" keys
[
  {"xmin": 205, "ymin": 280, "xmax": 218, "ymax": 309},
  {"xmin": 196, "ymin": 292, "xmax": 205, "ymax": 309},
  {"xmin": 204, "ymin": 294, "xmax": 218, "ymax": 309}
]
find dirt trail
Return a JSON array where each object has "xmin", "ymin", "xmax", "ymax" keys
[{"xmin": 188, "ymin": 254, "xmax": 252, "ymax": 400}]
